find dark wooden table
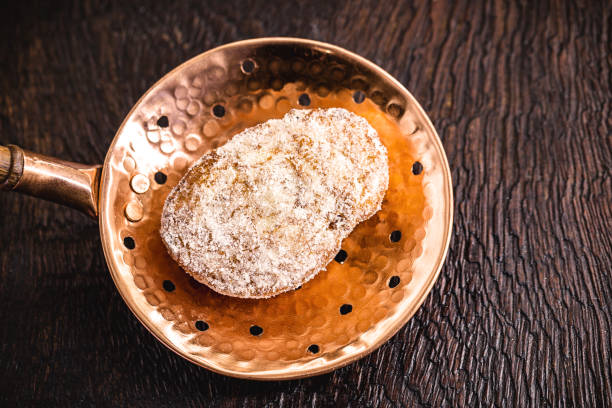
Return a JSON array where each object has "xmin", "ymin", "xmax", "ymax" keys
[{"xmin": 1, "ymin": 0, "xmax": 610, "ymax": 406}]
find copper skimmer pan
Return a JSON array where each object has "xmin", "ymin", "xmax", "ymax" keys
[{"xmin": 0, "ymin": 38, "xmax": 453, "ymax": 380}]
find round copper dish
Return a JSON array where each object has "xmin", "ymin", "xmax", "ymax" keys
[{"xmin": 2, "ymin": 38, "xmax": 453, "ymax": 380}]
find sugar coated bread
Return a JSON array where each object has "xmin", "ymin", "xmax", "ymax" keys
[{"xmin": 160, "ymin": 108, "xmax": 389, "ymax": 298}]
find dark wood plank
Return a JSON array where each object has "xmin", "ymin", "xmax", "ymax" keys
[{"xmin": 1, "ymin": 0, "xmax": 610, "ymax": 406}]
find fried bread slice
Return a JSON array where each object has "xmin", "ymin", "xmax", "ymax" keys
[{"xmin": 161, "ymin": 108, "xmax": 388, "ymax": 298}]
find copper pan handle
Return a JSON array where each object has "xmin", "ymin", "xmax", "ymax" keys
[{"xmin": 0, "ymin": 144, "xmax": 102, "ymax": 218}]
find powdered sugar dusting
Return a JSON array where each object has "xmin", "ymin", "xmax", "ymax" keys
[{"xmin": 160, "ymin": 108, "xmax": 389, "ymax": 298}]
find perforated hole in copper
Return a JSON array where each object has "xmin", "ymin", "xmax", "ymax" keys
[
  {"xmin": 390, "ymin": 230, "xmax": 402, "ymax": 242},
  {"xmin": 412, "ymin": 161, "xmax": 423, "ymax": 175},
  {"xmin": 340, "ymin": 304, "xmax": 353, "ymax": 315},
  {"xmin": 213, "ymin": 105, "xmax": 226, "ymax": 117},
  {"xmin": 298, "ymin": 93, "xmax": 311, "ymax": 106},
  {"xmin": 163, "ymin": 280, "xmax": 175, "ymax": 292},
  {"xmin": 157, "ymin": 116, "xmax": 169, "ymax": 128},
  {"xmin": 195, "ymin": 320, "xmax": 209, "ymax": 331},
  {"xmin": 334, "ymin": 250, "xmax": 348, "ymax": 264},
  {"xmin": 241, "ymin": 58, "xmax": 255, "ymax": 74},
  {"xmin": 154, "ymin": 171, "xmax": 167, "ymax": 185},
  {"xmin": 123, "ymin": 237, "xmax": 135, "ymax": 250}
]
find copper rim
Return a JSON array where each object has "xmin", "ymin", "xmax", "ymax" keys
[{"xmin": 98, "ymin": 38, "xmax": 453, "ymax": 380}]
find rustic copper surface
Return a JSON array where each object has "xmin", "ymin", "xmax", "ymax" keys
[
  {"xmin": 0, "ymin": 144, "xmax": 100, "ymax": 216},
  {"xmin": 1, "ymin": 38, "xmax": 453, "ymax": 380},
  {"xmin": 99, "ymin": 38, "xmax": 453, "ymax": 379}
]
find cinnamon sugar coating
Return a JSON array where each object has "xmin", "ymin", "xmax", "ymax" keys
[{"xmin": 161, "ymin": 108, "xmax": 388, "ymax": 298}]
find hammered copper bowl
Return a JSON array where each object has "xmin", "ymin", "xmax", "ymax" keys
[{"xmin": 0, "ymin": 38, "xmax": 453, "ymax": 380}]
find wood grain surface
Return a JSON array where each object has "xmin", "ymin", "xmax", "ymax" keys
[{"xmin": 1, "ymin": 0, "xmax": 610, "ymax": 406}]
